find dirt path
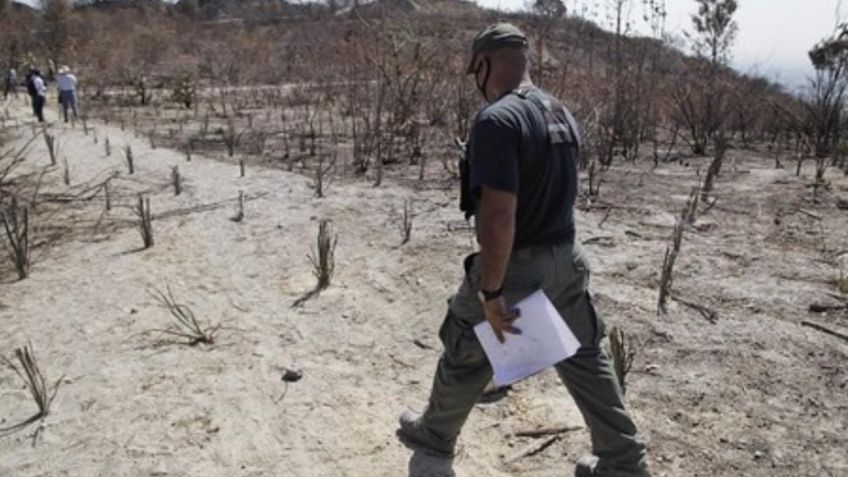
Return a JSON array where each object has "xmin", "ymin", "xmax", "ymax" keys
[{"xmin": 1, "ymin": 95, "xmax": 847, "ymax": 477}]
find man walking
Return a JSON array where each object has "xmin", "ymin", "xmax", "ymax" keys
[
  {"xmin": 56, "ymin": 65, "xmax": 79, "ymax": 123},
  {"xmin": 397, "ymin": 24, "xmax": 651, "ymax": 477},
  {"xmin": 26, "ymin": 67, "xmax": 47, "ymax": 123}
]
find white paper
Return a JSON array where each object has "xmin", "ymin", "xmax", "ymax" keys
[{"xmin": 474, "ymin": 290, "xmax": 580, "ymax": 387}]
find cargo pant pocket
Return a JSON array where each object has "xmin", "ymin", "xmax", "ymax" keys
[{"xmin": 438, "ymin": 310, "xmax": 487, "ymax": 366}]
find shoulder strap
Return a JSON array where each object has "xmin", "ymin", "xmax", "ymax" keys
[{"xmin": 512, "ymin": 88, "xmax": 580, "ymax": 149}]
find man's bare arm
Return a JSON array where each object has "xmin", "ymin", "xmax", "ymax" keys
[{"xmin": 477, "ymin": 186, "xmax": 517, "ymax": 291}]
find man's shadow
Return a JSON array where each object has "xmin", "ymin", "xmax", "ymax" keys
[{"xmin": 408, "ymin": 450, "xmax": 456, "ymax": 477}]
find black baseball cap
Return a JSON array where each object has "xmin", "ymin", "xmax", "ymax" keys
[{"xmin": 466, "ymin": 23, "xmax": 529, "ymax": 73}]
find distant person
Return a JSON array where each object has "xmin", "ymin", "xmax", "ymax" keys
[
  {"xmin": 26, "ymin": 68, "xmax": 47, "ymax": 123},
  {"xmin": 396, "ymin": 23, "xmax": 652, "ymax": 477},
  {"xmin": 47, "ymin": 59, "xmax": 56, "ymax": 81},
  {"xmin": 57, "ymin": 65, "xmax": 79, "ymax": 123},
  {"xmin": 25, "ymin": 67, "xmax": 37, "ymax": 105},
  {"xmin": 3, "ymin": 67, "xmax": 17, "ymax": 99}
]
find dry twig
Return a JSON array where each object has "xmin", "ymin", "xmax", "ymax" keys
[
  {"xmin": 230, "ymin": 191, "xmax": 245, "ymax": 222},
  {"xmin": 503, "ymin": 436, "xmax": 560, "ymax": 464},
  {"xmin": 513, "ymin": 425, "xmax": 582, "ymax": 438},
  {"xmin": 398, "ymin": 199, "xmax": 413, "ymax": 245},
  {"xmin": 671, "ymin": 294, "xmax": 719, "ymax": 323},
  {"xmin": 42, "ymin": 128, "xmax": 57, "ymax": 166},
  {"xmin": 135, "ymin": 195, "xmax": 154, "ymax": 249},
  {"xmin": 124, "ymin": 144, "xmax": 134, "ymax": 175},
  {"xmin": 801, "ymin": 320, "xmax": 848, "ymax": 342},
  {"xmin": 310, "ymin": 219, "xmax": 338, "ymax": 290},
  {"xmin": 171, "ymin": 166, "xmax": 181, "ymax": 196}
]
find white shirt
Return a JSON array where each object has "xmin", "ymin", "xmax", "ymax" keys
[
  {"xmin": 33, "ymin": 76, "xmax": 47, "ymax": 97},
  {"xmin": 57, "ymin": 73, "xmax": 77, "ymax": 92}
]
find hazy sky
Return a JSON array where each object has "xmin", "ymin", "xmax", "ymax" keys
[{"xmin": 478, "ymin": 0, "xmax": 843, "ymax": 89}]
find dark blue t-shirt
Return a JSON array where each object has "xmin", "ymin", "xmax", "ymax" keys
[{"xmin": 469, "ymin": 87, "xmax": 580, "ymax": 249}]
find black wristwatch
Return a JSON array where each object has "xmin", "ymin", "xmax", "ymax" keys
[{"xmin": 478, "ymin": 287, "xmax": 504, "ymax": 303}]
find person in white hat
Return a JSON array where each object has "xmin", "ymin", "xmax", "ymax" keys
[{"xmin": 56, "ymin": 65, "xmax": 79, "ymax": 123}]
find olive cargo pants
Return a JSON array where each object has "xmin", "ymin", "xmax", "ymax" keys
[{"xmin": 418, "ymin": 242, "xmax": 648, "ymax": 470}]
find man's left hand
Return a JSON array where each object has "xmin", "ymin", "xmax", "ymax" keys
[{"xmin": 482, "ymin": 296, "xmax": 521, "ymax": 344}]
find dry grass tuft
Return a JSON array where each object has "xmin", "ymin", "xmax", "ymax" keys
[
  {"xmin": 608, "ymin": 326, "xmax": 635, "ymax": 395},
  {"xmin": 657, "ymin": 187, "xmax": 699, "ymax": 315},
  {"xmin": 309, "ymin": 219, "xmax": 338, "ymax": 290},
  {"xmin": 0, "ymin": 343, "xmax": 63, "ymax": 436},
  {"xmin": 1, "ymin": 197, "xmax": 31, "ymax": 280},
  {"xmin": 148, "ymin": 286, "xmax": 219, "ymax": 346}
]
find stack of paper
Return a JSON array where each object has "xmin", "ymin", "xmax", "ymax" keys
[{"xmin": 474, "ymin": 290, "xmax": 580, "ymax": 387}]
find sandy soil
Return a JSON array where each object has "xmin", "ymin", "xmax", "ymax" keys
[{"xmin": 1, "ymin": 94, "xmax": 847, "ymax": 477}]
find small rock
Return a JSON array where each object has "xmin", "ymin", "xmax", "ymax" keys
[
  {"xmin": 282, "ymin": 366, "xmax": 303, "ymax": 382},
  {"xmin": 150, "ymin": 464, "xmax": 168, "ymax": 476},
  {"xmin": 753, "ymin": 450, "xmax": 764, "ymax": 460}
]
